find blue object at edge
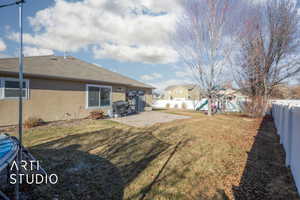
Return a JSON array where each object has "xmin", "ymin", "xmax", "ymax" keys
[{"xmin": 0, "ymin": 137, "xmax": 13, "ymax": 162}]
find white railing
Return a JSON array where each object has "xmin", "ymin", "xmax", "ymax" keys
[{"xmin": 272, "ymin": 100, "xmax": 300, "ymax": 194}]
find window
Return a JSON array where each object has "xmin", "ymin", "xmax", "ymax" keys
[
  {"xmin": 88, "ymin": 86, "xmax": 100, "ymax": 107},
  {"xmin": 100, "ymin": 87, "xmax": 111, "ymax": 106},
  {"xmin": 0, "ymin": 78, "xmax": 29, "ymax": 99},
  {"xmin": 86, "ymin": 84, "xmax": 112, "ymax": 108}
]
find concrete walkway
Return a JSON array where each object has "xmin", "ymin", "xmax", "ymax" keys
[{"xmin": 110, "ymin": 111, "xmax": 190, "ymax": 127}]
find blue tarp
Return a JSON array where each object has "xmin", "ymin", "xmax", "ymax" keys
[{"xmin": 0, "ymin": 135, "xmax": 18, "ymax": 172}]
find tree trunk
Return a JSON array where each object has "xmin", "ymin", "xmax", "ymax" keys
[{"xmin": 208, "ymin": 97, "xmax": 212, "ymax": 116}]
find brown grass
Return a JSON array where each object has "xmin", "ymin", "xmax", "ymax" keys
[{"xmin": 3, "ymin": 111, "xmax": 299, "ymax": 200}]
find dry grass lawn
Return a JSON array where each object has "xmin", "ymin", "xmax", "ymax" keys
[{"xmin": 2, "ymin": 110, "xmax": 299, "ymax": 200}]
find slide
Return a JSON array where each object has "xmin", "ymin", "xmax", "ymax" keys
[{"xmin": 196, "ymin": 99, "xmax": 208, "ymax": 111}]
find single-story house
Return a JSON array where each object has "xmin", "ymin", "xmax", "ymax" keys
[{"xmin": 0, "ymin": 55, "xmax": 154, "ymax": 126}]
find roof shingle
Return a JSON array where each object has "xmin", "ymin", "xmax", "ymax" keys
[{"xmin": 0, "ymin": 55, "xmax": 154, "ymax": 89}]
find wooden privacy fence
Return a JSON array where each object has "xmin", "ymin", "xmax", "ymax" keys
[{"xmin": 272, "ymin": 100, "xmax": 300, "ymax": 194}]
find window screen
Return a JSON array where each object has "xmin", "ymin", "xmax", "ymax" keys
[{"xmin": 4, "ymin": 80, "xmax": 27, "ymax": 98}]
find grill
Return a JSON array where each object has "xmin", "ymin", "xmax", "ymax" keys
[{"xmin": 112, "ymin": 101, "xmax": 129, "ymax": 117}]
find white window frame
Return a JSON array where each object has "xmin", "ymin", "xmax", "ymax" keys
[
  {"xmin": 86, "ymin": 84, "xmax": 112, "ymax": 109},
  {"xmin": 0, "ymin": 77, "xmax": 30, "ymax": 100}
]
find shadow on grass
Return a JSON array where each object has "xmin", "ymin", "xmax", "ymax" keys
[
  {"xmin": 192, "ymin": 189, "xmax": 229, "ymax": 200},
  {"xmin": 21, "ymin": 126, "xmax": 174, "ymax": 200},
  {"xmin": 138, "ymin": 140, "xmax": 183, "ymax": 200},
  {"xmin": 233, "ymin": 115, "xmax": 300, "ymax": 200},
  {"xmin": 125, "ymin": 136, "xmax": 231, "ymax": 200},
  {"xmin": 152, "ymin": 108, "xmax": 168, "ymax": 111},
  {"xmin": 27, "ymin": 145, "xmax": 124, "ymax": 200}
]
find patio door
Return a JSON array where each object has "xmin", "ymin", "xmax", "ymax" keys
[
  {"xmin": 127, "ymin": 90, "xmax": 146, "ymax": 113},
  {"xmin": 137, "ymin": 95, "xmax": 145, "ymax": 112},
  {"xmin": 136, "ymin": 90, "xmax": 145, "ymax": 112}
]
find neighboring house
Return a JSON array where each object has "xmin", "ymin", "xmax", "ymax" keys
[
  {"xmin": 164, "ymin": 84, "xmax": 246, "ymax": 101},
  {"xmin": 153, "ymin": 92, "xmax": 163, "ymax": 100},
  {"xmin": 0, "ymin": 55, "xmax": 154, "ymax": 126},
  {"xmin": 218, "ymin": 88, "xmax": 246, "ymax": 99},
  {"xmin": 164, "ymin": 84, "xmax": 202, "ymax": 101}
]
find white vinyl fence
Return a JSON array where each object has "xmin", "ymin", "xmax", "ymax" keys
[
  {"xmin": 153, "ymin": 99, "xmax": 208, "ymax": 110},
  {"xmin": 153, "ymin": 98, "xmax": 245, "ymax": 112},
  {"xmin": 272, "ymin": 100, "xmax": 300, "ymax": 194}
]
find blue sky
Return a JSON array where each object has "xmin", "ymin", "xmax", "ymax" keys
[
  {"xmin": 0, "ymin": 0, "xmax": 299, "ymax": 91},
  {"xmin": 0, "ymin": 0, "xmax": 191, "ymax": 91}
]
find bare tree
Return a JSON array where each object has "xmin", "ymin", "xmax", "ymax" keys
[
  {"xmin": 235, "ymin": 0, "xmax": 300, "ymax": 116},
  {"xmin": 172, "ymin": 0, "xmax": 235, "ymax": 116}
]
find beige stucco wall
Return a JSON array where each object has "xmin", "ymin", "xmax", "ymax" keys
[
  {"xmin": 165, "ymin": 86, "xmax": 189, "ymax": 100},
  {"xmin": 144, "ymin": 88, "xmax": 153, "ymax": 107},
  {"xmin": 165, "ymin": 86, "xmax": 201, "ymax": 101},
  {"xmin": 112, "ymin": 86, "xmax": 126, "ymax": 102},
  {"xmin": 0, "ymin": 76, "xmax": 152, "ymax": 126},
  {"xmin": 188, "ymin": 89, "xmax": 202, "ymax": 101}
]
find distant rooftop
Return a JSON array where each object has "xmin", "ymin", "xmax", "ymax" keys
[{"xmin": 165, "ymin": 84, "xmax": 198, "ymax": 91}]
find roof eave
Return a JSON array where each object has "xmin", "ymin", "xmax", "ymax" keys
[{"xmin": 0, "ymin": 71, "xmax": 154, "ymax": 89}]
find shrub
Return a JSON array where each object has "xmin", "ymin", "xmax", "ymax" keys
[
  {"xmin": 24, "ymin": 117, "xmax": 45, "ymax": 128},
  {"xmin": 181, "ymin": 102, "xmax": 187, "ymax": 109},
  {"xmin": 89, "ymin": 110, "xmax": 105, "ymax": 120},
  {"xmin": 241, "ymin": 96, "xmax": 267, "ymax": 117},
  {"xmin": 166, "ymin": 103, "xmax": 170, "ymax": 109}
]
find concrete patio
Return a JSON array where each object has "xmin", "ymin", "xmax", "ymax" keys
[{"xmin": 110, "ymin": 111, "xmax": 190, "ymax": 127}]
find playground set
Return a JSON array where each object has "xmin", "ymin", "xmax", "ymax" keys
[
  {"xmin": 195, "ymin": 87, "xmax": 246, "ymax": 113},
  {"xmin": 154, "ymin": 87, "xmax": 246, "ymax": 113}
]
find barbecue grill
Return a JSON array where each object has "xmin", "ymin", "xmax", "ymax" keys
[{"xmin": 112, "ymin": 101, "xmax": 129, "ymax": 117}]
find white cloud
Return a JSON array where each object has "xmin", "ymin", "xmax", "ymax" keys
[
  {"xmin": 0, "ymin": 38, "xmax": 7, "ymax": 52},
  {"xmin": 23, "ymin": 46, "xmax": 54, "ymax": 56},
  {"xmin": 93, "ymin": 44, "xmax": 177, "ymax": 64},
  {"xmin": 8, "ymin": 0, "xmax": 182, "ymax": 64},
  {"xmin": 141, "ymin": 72, "xmax": 162, "ymax": 81}
]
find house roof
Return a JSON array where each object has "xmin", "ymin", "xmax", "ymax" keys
[
  {"xmin": 0, "ymin": 55, "xmax": 154, "ymax": 89},
  {"xmin": 165, "ymin": 84, "xmax": 198, "ymax": 91}
]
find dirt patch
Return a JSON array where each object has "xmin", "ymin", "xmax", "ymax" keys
[{"xmin": 233, "ymin": 115, "xmax": 299, "ymax": 200}]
